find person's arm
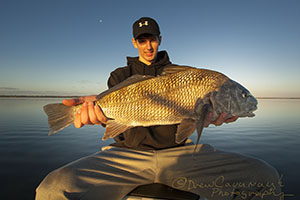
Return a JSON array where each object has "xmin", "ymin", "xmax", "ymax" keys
[{"xmin": 62, "ymin": 95, "xmax": 107, "ymax": 128}]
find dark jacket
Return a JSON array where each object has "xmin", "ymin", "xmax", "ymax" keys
[{"xmin": 107, "ymin": 51, "xmax": 186, "ymax": 150}]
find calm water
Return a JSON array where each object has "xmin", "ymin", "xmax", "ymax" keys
[{"xmin": 0, "ymin": 98, "xmax": 299, "ymax": 200}]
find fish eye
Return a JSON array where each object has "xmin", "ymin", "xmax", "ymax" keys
[{"xmin": 242, "ymin": 91, "xmax": 248, "ymax": 98}]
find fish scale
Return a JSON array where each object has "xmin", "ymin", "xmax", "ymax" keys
[
  {"xmin": 44, "ymin": 66, "xmax": 257, "ymax": 144},
  {"xmin": 96, "ymin": 68, "xmax": 228, "ymax": 126}
]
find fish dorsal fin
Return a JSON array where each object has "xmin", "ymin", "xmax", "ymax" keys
[
  {"xmin": 97, "ymin": 75, "xmax": 154, "ymax": 100},
  {"xmin": 161, "ymin": 65, "xmax": 197, "ymax": 75}
]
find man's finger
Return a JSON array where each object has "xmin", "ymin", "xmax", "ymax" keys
[
  {"xmin": 62, "ymin": 99, "xmax": 76, "ymax": 106},
  {"xmin": 81, "ymin": 102, "xmax": 90, "ymax": 125},
  {"xmin": 88, "ymin": 102, "xmax": 100, "ymax": 124},
  {"xmin": 74, "ymin": 110, "xmax": 83, "ymax": 128},
  {"xmin": 94, "ymin": 105, "xmax": 107, "ymax": 124},
  {"xmin": 83, "ymin": 95, "xmax": 97, "ymax": 102},
  {"xmin": 62, "ymin": 98, "xmax": 84, "ymax": 106}
]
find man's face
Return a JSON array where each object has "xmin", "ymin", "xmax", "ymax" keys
[{"xmin": 132, "ymin": 35, "xmax": 161, "ymax": 65}]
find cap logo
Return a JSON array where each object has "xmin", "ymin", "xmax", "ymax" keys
[{"xmin": 139, "ymin": 20, "xmax": 148, "ymax": 27}]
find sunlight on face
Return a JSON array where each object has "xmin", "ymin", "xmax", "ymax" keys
[{"xmin": 132, "ymin": 35, "xmax": 161, "ymax": 65}]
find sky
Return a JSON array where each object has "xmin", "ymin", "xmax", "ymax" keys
[{"xmin": 0, "ymin": 0, "xmax": 300, "ymax": 97}]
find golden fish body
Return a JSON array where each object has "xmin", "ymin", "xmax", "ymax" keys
[
  {"xmin": 97, "ymin": 68, "xmax": 228, "ymax": 127},
  {"xmin": 44, "ymin": 66, "xmax": 257, "ymax": 143}
]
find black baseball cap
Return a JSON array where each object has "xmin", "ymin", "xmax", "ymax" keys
[{"xmin": 132, "ymin": 17, "xmax": 160, "ymax": 39}]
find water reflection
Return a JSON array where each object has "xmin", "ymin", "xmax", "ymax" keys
[{"xmin": 0, "ymin": 98, "xmax": 299, "ymax": 199}]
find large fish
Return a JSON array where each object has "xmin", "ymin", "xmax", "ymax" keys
[{"xmin": 44, "ymin": 66, "xmax": 257, "ymax": 144}]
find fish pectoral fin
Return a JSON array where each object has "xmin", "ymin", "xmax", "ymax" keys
[
  {"xmin": 102, "ymin": 120, "xmax": 131, "ymax": 140},
  {"xmin": 175, "ymin": 118, "xmax": 197, "ymax": 144},
  {"xmin": 194, "ymin": 103, "xmax": 211, "ymax": 152}
]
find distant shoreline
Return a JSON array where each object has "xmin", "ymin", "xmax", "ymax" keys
[
  {"xmin": 0, "ymin": 95, "xmax": 81, "ymax": 98},
  {"xmin": 0, "ymin": 95, "xmax": 300, "ymax": 99},
  {"xmin": 256, "ymin": 97, "xmax": 300, "ymax": 99}
]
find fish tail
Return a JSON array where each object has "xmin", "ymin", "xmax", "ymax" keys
[{"xmin": 43, "ymin": 103, "xmax": 75, "ymax": 135}]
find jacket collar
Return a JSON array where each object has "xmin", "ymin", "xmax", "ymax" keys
[{"xmin": 126, "ymin": 51, "xmax": 171, "ymax": 69}]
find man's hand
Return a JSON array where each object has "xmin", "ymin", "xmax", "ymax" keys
[
  {"xmin": 204, "ymin": 112, "xmax": 238, "ymax": 127},
  {"xmin": 62, "ymin": 95, "xmax": 107, "ymax": 128}
]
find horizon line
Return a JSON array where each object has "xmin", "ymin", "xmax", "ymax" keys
[{"xmin": 0, "ymin": 95, "xmax": 300, "ymax": 100}]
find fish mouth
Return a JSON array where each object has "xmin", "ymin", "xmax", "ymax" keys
[
  {"xmin": 247, "ymin": 112, "xmax": 255, "ymax": 117},
  {"xmin": 239, "ymin": 112, "xmax": 255, "ymax": 117}
]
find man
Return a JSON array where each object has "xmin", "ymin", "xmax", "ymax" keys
[
  {"xmin": 62, "ymin": 17, "xmax": 237, "ymax": 150},
  {"xmin": 36, "ymin": 17, "xmax": 281, "ymax": 200}
]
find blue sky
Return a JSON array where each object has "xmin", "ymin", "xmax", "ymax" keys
[{"xmin": 1, "ymin": 0, "xmax": 300, "ymax": 97}]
